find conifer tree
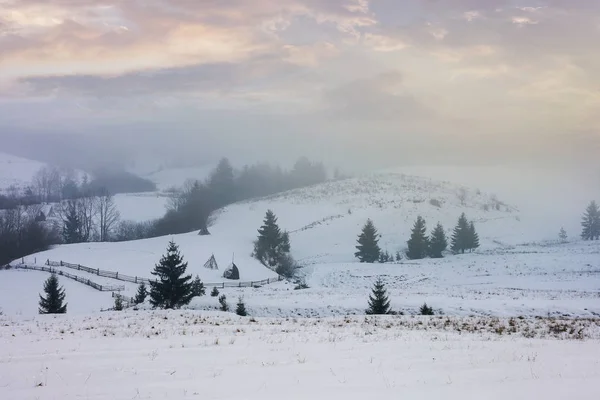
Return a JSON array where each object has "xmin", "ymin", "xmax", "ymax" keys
[
  {"xmin": 134, "ymin": 282, "xmax": 148, "ymax": 304},
  {"xmin": 428, "ymin": 222, "xmax": 448, "ymax": 258},
  {"xmin": 114, "ymin": 294, "xmax": 124, "ymax": 311},
  {"xmin": 235, "ymin": 297, "xmax": 247, "ymax": 316},
  {"xmin": 62, "ymin": 200, "xmax": 83, "ymax": 244},
  {"xmin": 467, "ymin": 221, "xmax": 480, "ymax": 252},
  {"xmin": 406, "ymin": 216, "xmax": 429, "ymax": 260},
  {"xmin": 354, "ymin": 219, "xmax": 381, "ymax": 263},
  {"xmin": 218, "ymin": 294, "xmax": 229, "ymax": 312},
  {"xmin": 211, "ymin": 287, "xmax": 220, "ymax": 297},
  {"xmin": 192, "ymin": 276, "xmax": 206, "ymax": 297},
  {"xmin": 395, "ymin": 251, "xmax": 402, "ymax": 262},
  {"xmin": 253, "ymin": 210, "xmax": 290, "ymax": 268},
  {"xmin": 581, "ymin": 200, "xmax": 600, "ymax": 240},
  {"xmin": 558, "ymin": 227, "xmax": 568, "ymax": 243},
  {"xmin": 366, "ymin": 278, "xmax": 391, "ymax": 315},
  {"xmin": 39, "ymin": 274, "xmax": 67, "ymax": 314},
  {"xmin": 451, "ymin": 213, "xmax": 470, "ymax": 254},
  {"xmin": 149, "ymin": 241, "xmax": 194, "ymax": 309},
  {"xmin": 419, "ymin": 303, "xmax": 434, "ymax": 315}
]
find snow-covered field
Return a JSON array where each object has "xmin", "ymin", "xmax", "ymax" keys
[
  {"xmin": 0, "ymin": 311, "xmax": 599, "ymax": 399},
  {"xmin": 2, "ymin": 171, "xmax": 598, "ymax": 318},
  {"xmin": 143, "ymin": 166, "xmax": 214, "ymax": 191}
]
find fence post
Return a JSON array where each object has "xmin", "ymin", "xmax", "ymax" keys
[
  {"xmin": 116, "ymin": 272, "xmax": 118, "ymax": 279},
  {"xmin": 60, "ymin": 260, "xmax": 63, "ymax": 266},
  {"xmin": 222, "ymin": 283, "xmax": 225, "ymax": 289},
  {"xmin": 46, "ymin": 259, "xmax": 49, "ymax": 266},
  {"xmin": 135, "ymin": 276, "xmax": 138, "ymax": 283},
  {"xmin": 78, "ymin": 264, "xmax": 81, "ymax": 271},
  {"xmin": 97, "ymin": 268, "xmax": 100, "ymax": 276}
]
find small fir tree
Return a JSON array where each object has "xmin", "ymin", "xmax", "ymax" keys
[
  {"xmin": 451, "ymin": 213, "xmax": 470, "ymax": 254},
  {"xmin": 149, "ymin": 241, "xmax": 194, "ymax": 309},
  {"xmin": 467, "ymin": 221, "xmax": 480, "ymax": 252},
  {"xmin": 211, "ymin": 286, "xmax": 220, "ymax": 297},
  {"xmin": 253, "ymin": 210, "xmax": 290, "ymax": 268},
  {"xmin": 558, "ymin": 227, "xmax": 568, "ymax": 243},
  {"xmin": 39, "ymin": 274, "xmax": 67, "ymax": 314},
  {"xmin": 134, "ymin": 282, "xmax": 148, "ymax": 304},
  {"xmin": 366, "ymin": 278, "xmax": 391, "ymax": 315},
  {"xmin": 235, "ymin": 297, "xmax": 248, "ymax": 316},
  {"xmin": 218, "ymin": 294, "xmax": 229, "ymax": 312},
  {"xmin": 419, "ymin": 303, "xmax": 434, "ymax": 315},
  {"xmin": 114, "ymin": 294, "xmax": 124, "ymax": 311},
  {"xmin": 428, "ymin": 223, "xmax": 448, "ymax": 258},
  {"xmin": 355, "ymin": 219, "xmax": 381, "ymax": 263},
  {"xmin": 581, "ymin": 200, "xmax": 600, "ymax": 240},
  {"xmin": 406, "ymin": 216, "xmax": 429, "ymax": 260},
  {"xmin": 192, "ymin": 276, "xmax": 206, "ymax": 297},
  {"xmin": 395, "ymin": 251, "xmax": 402, "ymax": 262}
]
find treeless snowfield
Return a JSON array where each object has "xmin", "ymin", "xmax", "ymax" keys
[{"xmin": 0, "ymin": 312, "xmax": 599, "ymax": 400}]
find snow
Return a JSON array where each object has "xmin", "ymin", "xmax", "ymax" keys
[
  {"xmin": 0, "ymin": 311, "xmax": 599, "ymax": 399},
  {"xmin": 0, "ymin": 152, "xmax": 46, "ymax": 193},
  {"xmin": 0, "ymin": 269, "xmax": 113, "ymax": 316},
  {"xmin": 1, "ymin": 171, "xmax": 598, "ymax": 318}
]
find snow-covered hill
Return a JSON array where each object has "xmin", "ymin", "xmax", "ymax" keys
[
  {"xmin": 0, "ymin": 152, "xmax": 46, "ymax": 193},
  {"xmin": 2, "ymin": 171, "xmax": 599, "ymax": 317}
]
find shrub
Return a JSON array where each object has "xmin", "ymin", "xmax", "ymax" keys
[{"xmin": 419, "ymin": 303, "xmax": 434, "ymax": 315}]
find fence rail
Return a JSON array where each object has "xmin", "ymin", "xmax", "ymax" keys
[
  {"xmin": 12, "ymin": 264, "xmax": 125, "ymax": 292},
  {"xmin": 46, "ymin": 259, "xmax": 285, "ymax": 288}
]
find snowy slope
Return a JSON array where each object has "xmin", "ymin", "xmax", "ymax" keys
[
  {"xmin": 2, "ymin": 171, "xmax": 598, "ymax": 318},
  {"xmin": 0, "ymin": 152, "xmax": 46, "ymax": 193},
  {"xmin": 1, "ymin": 312, "xmax": 599, "ymax": 399},
  {"xmin": 113, "ymin": 192, "xmax": 169, "ymax": 222}
]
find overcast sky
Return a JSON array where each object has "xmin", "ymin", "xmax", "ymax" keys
[{"xmin": 0, "ymin": 0, "xmax": 598, "ymax": 171}]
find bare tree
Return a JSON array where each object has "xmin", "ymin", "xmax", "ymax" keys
[
  {"xmin": 33, "ymin": 166, "xmax": 62, "ymax": 202},
  {"xmin": 95, "ymin": 189, "xmax": 120, "ymax": 242},
  {"xmin": 78, "ymin": 194, "xmax": 97, "ymax": 242}
]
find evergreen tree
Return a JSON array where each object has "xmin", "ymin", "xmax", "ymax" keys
[
  {"xmin": 62, "ymin": 200, "xmax": 82, "ymax": 244},
  {"xmin": 467, "ymin": 221, "xmax": 480, "ymax": 252},
  {"xmin": 451, "ymin": 213, "xmax": 470, "ymax": 254},
  {"xmin": 366, "ymin": 278, "xmax": 391, "ymax": 315},
  {"xmin": 581, "ymin": 200, "xmax": 600, "ymax": 240},
  {"xmin": 208, "ymin": 157, "xmax": 236, "ymax": 207},
  {"xmin": 114, "ymin": 294, "xmax": 124, "ymax": 311},
  {"xmin": 253, "ymin": 210, "xmax": 289, "ymax": 268},
  {"xmin": 235, "ymin": 297, "xmax": 247, "ymax": 316},
  {"xmin": 39, "ymin": 274, "xmax": 67, "ymax": 314},
  {"xmin": 428, "ymin": 223, "xmax": 448, "ymax": 258},
  {"xmin": 406, "ymin": 216, "xmax": 429, "ymax": 260},
  {"xmin": 395, "ymin": 251, "xmax": 402, "ymax": 262},
  {"xmin": 558, "ymin": 227, "xmax": 568, "ymax": 243},
  {"xmin": 134, "ymin": 282, "xmax": 148, "ymax": 304},
  {"xmin": 354, "ymin": 219, "xmax": 381, "ymax": 263},
  {"xmin": 149, "ymin": 241, "xmax": 194, "ymax": 309},
  {"xmin": 419, "ymin": 303, "xmax": 434, "ymax": 315},
  {"xmin": 192, "ymin": 276, "xmax": 205, "ymax": 297},
  {"xmin": 211, "ymin": 287, "xmax": 220, "ymax": 297},
  {"xmin": 218, "ymin": 294, "xmax": 229, "ymax": 312}
]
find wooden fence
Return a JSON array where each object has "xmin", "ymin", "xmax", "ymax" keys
[
  {"xmin": 12, "ymin": 264, "xmax": 125, "ymax": 292},
  {"xmin": 46, "ymin": 259, "xmax": 285, "ymax": 288}
]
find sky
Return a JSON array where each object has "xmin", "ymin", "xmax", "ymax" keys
[{"xmin": 0, "ymin": 0, "xmax": 599, "ymax": 171}]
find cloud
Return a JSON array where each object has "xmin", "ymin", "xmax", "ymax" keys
[{"xmin": 0, "ymin": 0, "xmax": 599, "ymax": 171}]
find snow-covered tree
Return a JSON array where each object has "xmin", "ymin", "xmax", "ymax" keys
[
  {"xmin": 581, "ymin": 200, "xmax": 600, "ymax": 240},
  {"xmin": 428, "ymin": 223, "xmax": 448, "ymax": 258}
]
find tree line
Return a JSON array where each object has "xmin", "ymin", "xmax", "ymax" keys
[
  {"xmin": 115, "ymin": 157, "xmax": 327, "ymax": 241},
  {"xmin": 355, "ymin": 212, "xmax": 480, "ymax": 263}
]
